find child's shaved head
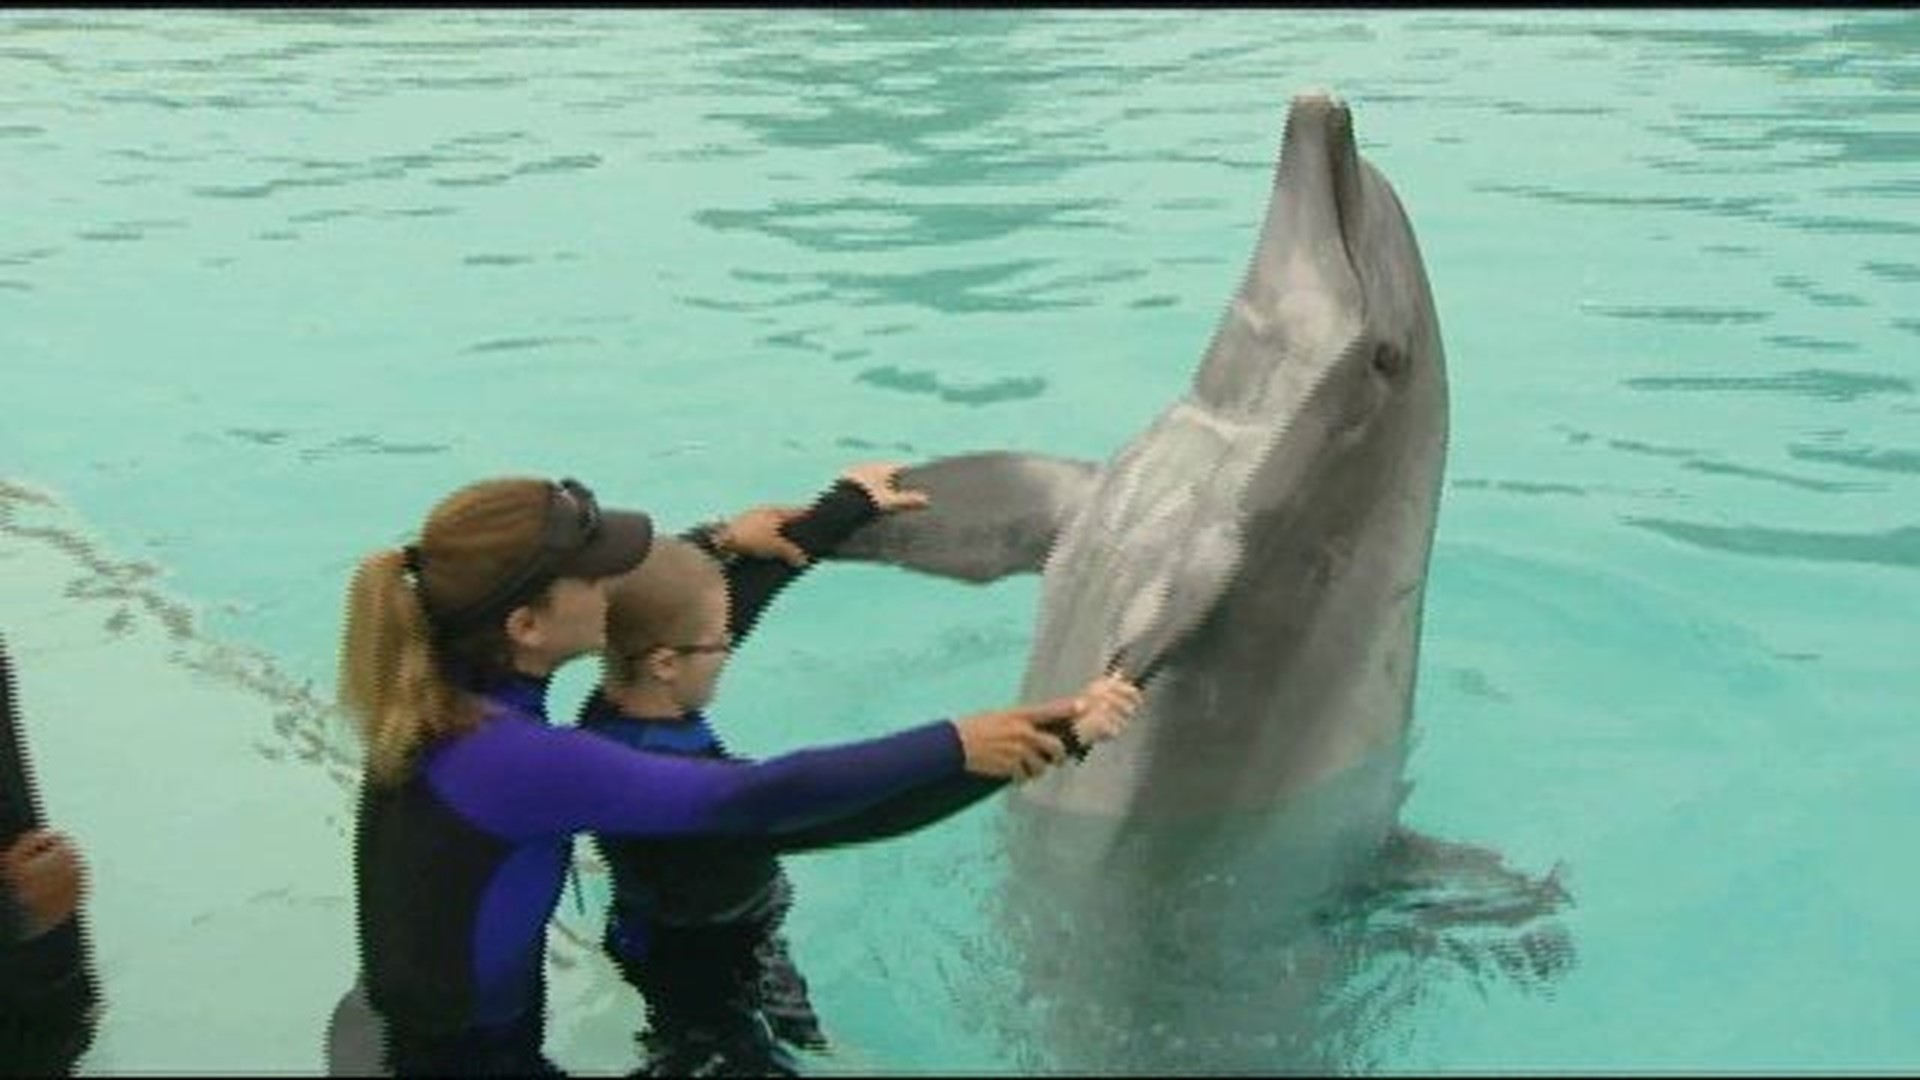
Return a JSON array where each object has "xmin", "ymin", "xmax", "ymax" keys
[{"xmin": 603, "ymin": 537, "xmax": 725, "ymax": 686}]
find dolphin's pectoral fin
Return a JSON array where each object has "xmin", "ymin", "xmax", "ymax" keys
[
  {"xmin": 1317, "ymin": 827, "xmax": 1577, "ymax": 991},
  {"xmin": 830, "ymin": 451, "xmax": 1101, "ymax": 583}
]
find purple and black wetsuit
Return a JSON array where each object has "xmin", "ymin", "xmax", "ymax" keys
[{"xmin": 352, "ymin": 659, "xmax": 965, "ymax": 1075}]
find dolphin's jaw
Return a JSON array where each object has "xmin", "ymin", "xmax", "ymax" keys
[
  {"xmin": 1275, "ymin": 92, "xmax": 1365, "ymax": 290},
  {"xmin": 1195, "ymin": 93, "xmax": 1369, "ymax": 421}
]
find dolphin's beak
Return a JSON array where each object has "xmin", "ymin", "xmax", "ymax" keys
[
  {"xmin": 1277, "ymin": 93, "xmax": 1363, "ymax": 271},
  {"xmin": 1245, "ymin": 92, "xmax": 1366, "ymax": 321},
  {"xmin": 1192, "ymin": 91, "xmax": 1370, "ymax": 410}
]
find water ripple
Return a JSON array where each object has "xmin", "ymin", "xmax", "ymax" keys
[
  {"xmin": 1453, "ymin": 479, "xmax": 1589, "ymax": 498},
  {"xmin": 72, "ymin": 219, "xmax": 188, "ymax": 243},
  {"xmin": 1860, "ymin": 261, "xmax": 1920, "ymax": 283},
  {"xmin": 1776, "ymin": 213, "xmax": 1920, "ymax": 237},
  {"xmin": 695, "ymin": 196, "xmax": 1111, "ymax": 253},
  {"xmin": 1626, "ymin": 517, "xmax": 1920, "ymax": 571},
  {"xmin": 856, "ymin": 365, "xmax": 1048, "ymax": 406},
  {"xmin": 0, "ymin": 247, "xmax": 62, "ymax": 267},
  {"xmin": 462, "ymin": 335, "xmax": 599, "ymax": 355},
  {"xmin": 1681, "ymin": 459, "xmax": 1874, "ymax": 494},
  {"xmin": 1763, "ymin": 335, "xmax": 1859, "ymax": 355},
  {"xmin": 1788, "ymin": 442, "xmax": 1920, "ymax": 477},
  {"xmin": 298, "ymin": 435, "xmax": 452, "ymax": 463},
  {"xmin": 462, "ymin": 253, "xmax": 536, "ymax": 267},
  {"xmin": 1595, "ymin": 438, "xmax": 1879, "ymax": 494},
  {"xmin": 807, "ymin": 260, "xmax": 1068, "ymax": 315},
  {"xmin": 1773, "ymin": 275, "xmax": 1868, "ymax": 308},
  {"xmin": 1583, "ymin": 304, "xmax": 1771, "ymax": 325},
  {"xmin": 1622, "ymin": 369, "xmax": 1912, "ymax": 402}
]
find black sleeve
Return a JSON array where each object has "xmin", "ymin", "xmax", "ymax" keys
[
  {"xmin": 0, "ymin": 886, "xmax": 24, "ymax": 945},
  {"xmin": 761, "ymin": 773, "xmax": 1007, "ymax": 855},
  {"xmin": 684, "ymin": 480, "xmax": 880, "ymax": 648},
  {"xmin": 704, "ymin": 714, "xmax": 1090, "ymax": 855},
  {"xmin": 2, "ymin": 634, "xmax": 43, "ymax": 945},
  {"xmin": 675, "ymin": 711, "xmax": 1096, "ymax": 855},
  {"xmin": 2, "ymin": 635, "xmax": 47, "ymax": 844},
  {"xmin": 0, "ymin": 916, "xmax": 100, "ymax": 1070},
  {"xmin": 0, "ymin": 916, "xmax": 79, "ymax": 988}
]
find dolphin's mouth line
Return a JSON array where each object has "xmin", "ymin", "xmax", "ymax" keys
[
  {"xmin": 1332, "ymin": 171, "xmax": 1363, "ymax": 315},
  {"xmin": 1325, "ymin": 104, "xmax": 1366, "ymax": 326},
  {"xmin": 1273, "ymin": 97, "xmax": 1368, "ymax": 345}
]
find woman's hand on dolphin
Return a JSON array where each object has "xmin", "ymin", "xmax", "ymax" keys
[
  {"xmin": 840, "ymin": 462, "xmax": 931, "ymax": 514},
  {"xmin": 954, "ymin": 702, "xmax": 1072, "ymax": 781},
  {"xmin": 718, "ymin": 505, "xmax": 811, "ymax": 567},
  {"xmin": 1069, "ymin": 672, "xmax": 1143, "ymax": 746}
]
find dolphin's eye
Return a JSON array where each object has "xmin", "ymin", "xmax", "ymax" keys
[{"xmin": 1371, "ymin": 343, "xmax": 1408, "ymax": 380}]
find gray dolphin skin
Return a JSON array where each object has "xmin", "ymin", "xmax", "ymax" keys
[{"xmin": 833, "ymin": 92, "xmax": 1571, "ymax": 1072}]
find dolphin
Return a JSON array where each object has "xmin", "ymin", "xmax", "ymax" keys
[{"xmin": 830, "ymin": 92, "xmax": 1572, "ymax": 1072}]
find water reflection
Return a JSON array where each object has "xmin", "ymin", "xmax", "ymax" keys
[
  {"xmin": 1621, "ymin": 369, "xmax": 1912, "ymax": 403},
  {"xmin": 1627, "ymin": 517, "xmax": 1920, "ymax": 571},
  {"xmin": 683, "ymin": 19, "xmax": 1104, "ymax": 219}
]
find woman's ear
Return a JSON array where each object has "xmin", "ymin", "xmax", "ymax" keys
[{"xmin": 503, "ymin": 604, "xmax": 544, "ymax": 652}]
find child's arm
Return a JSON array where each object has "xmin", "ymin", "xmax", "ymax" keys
[
  {"xmin": 687, "ymin": 464, "xmax": 926, "ymax": 648},
  {"xmin": 718, "ymin": 674, "xmax": 1140, "ymax": 855},
  {"xmin": 710, "ymin": 479, "xmax": 880, "ymax": 647},
  {"xmin": 762, "ymin": 772, "xmax": 1005, "ymax": 854}
]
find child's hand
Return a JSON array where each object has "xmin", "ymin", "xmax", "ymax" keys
[
  {"xmin": 840, "ymin": 462, "xmax": 931, "ymax": 514},
  {"xmin": 1069, "ymin": 672, "xmax": 1143, "ymax": 746}
]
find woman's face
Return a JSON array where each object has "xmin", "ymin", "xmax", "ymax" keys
[{"xmin": 507, "ymin": 576, "xmax": 613, "ymax": 674}]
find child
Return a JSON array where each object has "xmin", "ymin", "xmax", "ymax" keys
[{"xmin": 579, "ymin": 465, "xmax": 1137, "ymax": 1076}]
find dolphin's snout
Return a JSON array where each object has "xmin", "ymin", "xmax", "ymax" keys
[
  {"xmin": 1278, "ymin": 92, "xmax": 1358, "ymax": 207},
  {"xmin": 1283, "ymin": 92, "xmax": 1353, "ymax": 152},
  {"xmin": 1259, "ymin": 90, "xmax": 1364, "ymax": 307},
  {"xmin": 1290, "ymin": 89, "xmax": 1348, "ymax": 115}
]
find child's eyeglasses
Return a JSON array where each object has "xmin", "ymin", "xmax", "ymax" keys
[
  {"xmin": 661, "ymin": 633, "xmax": 734, "ymax": 656},
  {"xmin": 648, "ymin": 626, "xmax": 729, "ymax": 653}
]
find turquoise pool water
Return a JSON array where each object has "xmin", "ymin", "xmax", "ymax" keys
[{"xmin": 3, "ymin": 8, "xmax": 1916, "ymax": 1074}]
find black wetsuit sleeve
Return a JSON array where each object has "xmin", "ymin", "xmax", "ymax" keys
[
  {"xmin": 761, "ymin": 773, "xmax": 1007, "ymax": 854},
  {"xmin": 1, "ymin": 635, "xmax": 39, "ymax": 946},
  {"xmin": 2, "ymin": 637, "xmax": 43, "ymax": 846},
  {"xmin": 0, "ymin": 917, "xmax": 81, "ymax": 988},
  {"xmin": 0, "ymin": 886, "xmax": 23, "ymax": 945},
  {"xmin": 723, "ymin": 712, "xmax": 1093, "ymax": 854},
  {"xmin": 684, "ymin": 480, "xmax": 879, "ymax": 647}
]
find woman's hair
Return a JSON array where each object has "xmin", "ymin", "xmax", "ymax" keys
[
  {"xmin": 338, "ymin": 477, "xmax": 557, "ymax": 785},
  {"xmin": 602, "ymin": 537, "xmax": 725, "ymax": 687}
]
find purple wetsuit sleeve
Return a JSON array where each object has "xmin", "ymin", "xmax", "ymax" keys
[{"xmin": 431, "ymin": 717, "xmax": 964, "ymax": 843}]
